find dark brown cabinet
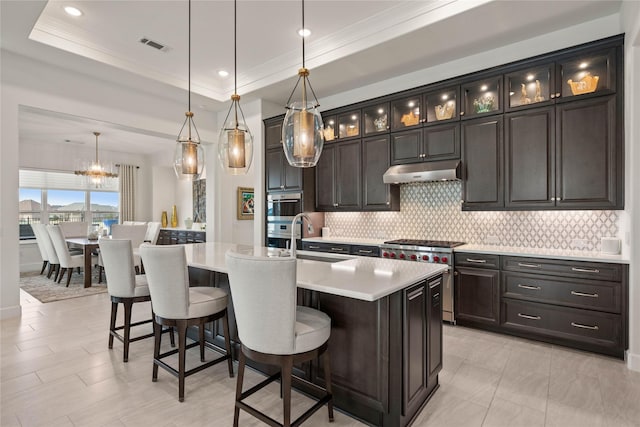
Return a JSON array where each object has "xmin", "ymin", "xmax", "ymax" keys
[
  {"xmin": 427, "ymin": 276, "xmax": 442, "ymax": 390},
  {"xmin": 266, "ymin": 148, "xmax": 303, "ymax": 192},
  {"xmin": 315, "ymin": 140, "xmax": 361, "ymax": 211},
  {"xmin": 391, "ymin": 125, "xmax": 459, "ymax": 165},
  {"xmin": 556, "ymin": 95, "xmax": 620, "ymax": 209},
  {"xmin": 362, "ymin": 135, "xmax": 399, "ymax": 211},
  {"xmin": 157, "ymin": 229, "xmax": 205, "ymax": 245},
  {"xmin": 455, "ymin": 265, "xmax": 500, "ymax": 326},
  {"xmin": 403, "ymin": 281, "xmax": 428, "ymax": 417},
  {"xmin": 505, "ymin": 106, "xmax": 555, "ymax": 208},
  {"xmin": 461, "ymin": 116, "xmax": 504, "ymax": 210}
]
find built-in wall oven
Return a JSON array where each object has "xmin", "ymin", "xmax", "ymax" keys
[
  {"xmin": 266, "ymin": 193, "xmax": 302, "ymax": 249},
  {"xmin": 379, "ymin": 239, "xmax": 464, "ymax": 323}
]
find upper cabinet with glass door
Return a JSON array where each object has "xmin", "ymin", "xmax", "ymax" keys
[
  {"xmin": 338, "ymin": 110, "xmax": 361, "ymax": 140},
  {"xmin": 424, "ymin": 86, "xmax": 459, "ymax": 124},
  {"xmin": 506, "ymin": 64, "xmax": 554, "ymax": 111},
  {"xmin": 558, "ymin": 47, "xmax": 616, "ymax": 100},
  {"xmin": 322, "ymin": 114, "xmax": 337, "ymax": 143},
  {"xmin": 461, "ymin": 76, "xmax": 502, "ymax": 118},
  {"xmin": 363, "ymin": 102, "xmax": 390, "ymax": 135},
  {"xmin": 391, "ymin": 94, "xmax": 421, "ymax": 130}
]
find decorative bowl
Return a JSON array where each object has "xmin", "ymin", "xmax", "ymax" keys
[
  {"xmin": 434, "ymin": 103, "xmax": 455, "ymax": 120},
  {"xmin": 473, "ymin": 95, "xmax": 495, "ymax": 113},
  {"xmin": 567, "ymin": 74, "xmax": 599, "ymax": 95},
  {"xmin": 400, "ymin": 111, "xmax": 420, "ymax": 126}
]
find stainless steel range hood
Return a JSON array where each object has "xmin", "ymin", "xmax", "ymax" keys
[{"xmin": 383, "ymin": 160, "xmax": 461, "ymax": 184}]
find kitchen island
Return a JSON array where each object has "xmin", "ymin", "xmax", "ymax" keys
[{"xmin": 183, "ymin": 242, "xmax": 447, "ymax": 427}]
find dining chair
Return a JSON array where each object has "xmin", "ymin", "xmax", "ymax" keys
[
  {"xmin": 98, "ymin": 224, "xmax": 147, "ymax": 283},
  {"xmin": 99, "ymin": 238, "xmax": 173, "ymax": 362},
  {"xmin": 47, "ymin": 225, "xmax": 87, "ymax": 286},
  {"xmin": 33, "ymin": 223, "xmax": 61, "ymax": 280},
  {"xmin": 31, "ymin": 223, "xmax": 50, "ymax": 275},
  {"xmin": 58, "ymin": 221, "xmax": 88, "ymax": 238},
  {"xmin": 225, "ymin": 250, "xmax": 333, "ymax": 427},
  {"xmin": 145, "ymin": 222, "xmax": 162, "ymax": 244},
  {"xmin": 139, "ymin": 244, "xmax": 234, "ymax": 402}
]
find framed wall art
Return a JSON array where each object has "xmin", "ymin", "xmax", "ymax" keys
[{"xmin": 237, "ymin": 187, "xmax": 254, "ymax": 220}]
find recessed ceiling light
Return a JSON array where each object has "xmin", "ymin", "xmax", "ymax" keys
[
  {"xmin": 298, "ymin": 28, "xmax": 311, "ymax": 37},
  {"xmin": 218, "ymin": 70, "xmax": 229, "ymax": 77},
  {"xmin": 64, "ymin": 6, "xmax": 83, "ymax": 17}
]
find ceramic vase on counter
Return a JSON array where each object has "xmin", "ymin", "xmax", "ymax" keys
[
  {"xmin": 171, "ymin": 205, "xmax": 178, "ymax": 228},
  {"xmin": 161, "ymin": 211, "xmax": 168, "ymax": 228},
  {"xmin": 184, "ymin": 217, "xmax": 193, "ymax": 230}
]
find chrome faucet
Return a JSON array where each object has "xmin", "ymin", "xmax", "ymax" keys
[{"xmin": 290, "ymin": 213, "xmax": 314, "ymax": 258}]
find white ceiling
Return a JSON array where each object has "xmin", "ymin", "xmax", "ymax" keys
[{"xmin": 1, "ymin": 0, "xmax": 624, "ymax": 155}]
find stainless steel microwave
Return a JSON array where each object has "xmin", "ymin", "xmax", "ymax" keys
[{"xmin": 267, "ymin": 193, "xmax": 302, "ymax": 221}]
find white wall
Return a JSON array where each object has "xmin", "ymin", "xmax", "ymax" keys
[{"xmin": 621, "ymin": 0, "xmax": 640, "ymax": 372}]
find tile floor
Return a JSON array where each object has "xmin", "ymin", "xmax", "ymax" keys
[{"xmin": 2, "ymin": 289, "xmax": 640, "ymax": 426}]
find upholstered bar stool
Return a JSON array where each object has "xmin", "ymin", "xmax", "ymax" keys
[
  {"xmin": 140, "ymin": 244, "xmax": 234, "ymax": 402},
  {"xmin": 99, "ymin": 239, "xmax": 173, "ymax": 362},
  {"xmin": 226, "ymin": 251, "xmax": 334, "ymax": 427}
]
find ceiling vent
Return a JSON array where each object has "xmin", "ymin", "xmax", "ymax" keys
[{"xmin": 139, "ymin": 37, "xmax": 169, "ymax": 52}]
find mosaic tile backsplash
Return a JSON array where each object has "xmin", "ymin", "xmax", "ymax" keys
[{"xmin": 325, "ymin": 182, "xmax": 619, "ymax": 252}]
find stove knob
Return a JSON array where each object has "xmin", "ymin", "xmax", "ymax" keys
[
  {"xmin": 390, "ymin": 253, "xmax": 396, "ymax": 258},
  {"xmin": 383, "ymin": 252, "xmax": 389, "ymax": 258},
  {"xmin": 399, "ymin": 253, "xmax": 406, "ymax": 259},
  {"xmin": 433, "ymin": 255, "xmax": 440, "ymax": 262},
  {"xmin": 442, "ymin": 256, "xmax": 448, "ymax": 263},
  {"xmin": 422, "ymin": 255, "xmax": 429, "ymax": 261},
  {"xmin": 410, "ymin": 254, "xmax": 417, "ymax": 260}
]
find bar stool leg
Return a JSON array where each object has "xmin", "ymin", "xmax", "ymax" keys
[
  {"xmin": 199, "ymin": 322, "xmax": 205, "ymax": 362},
  {"xmin": 234, "ymin": 350, "xmax": 246, "ymax": 427},
  {"xmin": 123, "ymin": 300, "xmax": 133, "ymax": 362},
  {"xmin": 324, "ymin": 349, "xmax": 334, "ymax": 421},
  {"xmin": 177, "ymin": 320, "xmax": 188, "ymax": 402},
  {"xmin": 223, "ymin": 312, "xmax": 234, "ymax": 377},
  {"xmin": 282, "ymin": 356, "xmax": 294, "ymax": 427},
  {"xmin": 108, "ymin": 302, "xmax": 118, "ymax": 349},
  {"xmin": 152, "ymin": 319, "xmax": 162, "ymax": 382}
]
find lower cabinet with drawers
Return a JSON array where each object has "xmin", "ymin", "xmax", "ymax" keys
[
  {"xmin": 301, "ymin": 241, "xmax": 381, "ymax": 257},
  {"xmin": 455, "ymin": 252, "xmax": 628, "ymax": 358},
  {"xmin": 157, "ymin": 229, "xmax": 206, "ymax": 245}
]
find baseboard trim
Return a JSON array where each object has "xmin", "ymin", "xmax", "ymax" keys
[
  {"xmin": 20, "ymin": 262, "xmax": 42, "ymax": 273},
  {"xmin": 0, "ymin": 305, "xmax": 22, "ymax": 320},
  {"xmin": 626, "ymin": 350, "xmax": 640, "ymax": 372}
]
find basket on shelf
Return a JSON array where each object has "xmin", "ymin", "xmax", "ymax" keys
[
  {"xmin": 567, "ymin": 74, "xmax": 599, "ymax": 95},
  {"xmin": 434, "ymin": 102, "xmax": 455, "ymax": 120}
]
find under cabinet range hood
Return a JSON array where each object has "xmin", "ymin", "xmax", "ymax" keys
[{"xmin": 383, "ymin": 160, "xmax": 461, "ymax": 184}]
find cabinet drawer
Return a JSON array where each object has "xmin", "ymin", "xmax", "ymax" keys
[
  {"xmin": 502, "ymin": 299, "xmax": 622, "ymax": 349},
  {"xmin": 502, "ymin": 272, "xmax": 621, "ymax": 313},
  {"xmin": 301, "ymin": 242, "xmax": 350, "ymax": 254},
  {"xmin": 351, "ymin": 245, "xmax": 380, "ymax": 257},
  {"xmin": 502, "ymin": 256, "xmax": 622, "ymax": 281},
  {"xmin": 455, "ymin": 252, "xmax": 500, "ymax": 269}
]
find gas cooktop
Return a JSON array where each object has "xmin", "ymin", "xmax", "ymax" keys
[{"xmin": 382, "ymin": 239, "xmax": 465, "ymax": 248}]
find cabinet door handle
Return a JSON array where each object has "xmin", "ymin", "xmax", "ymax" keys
[
  {"xmin": 518, "ymin": 262, "xmax": 541, "ymax": 269},
  {"xmin": 460, "ymin": 111, "xmax": 465, "ymax": 116},
  {"xmin": 518, "ymin": 284, "xmax": 542, "ymax": 290},
  {"xmin": 555, "ymin": 92, "xmax": 561, "ymax": 98},
  {"xmin": 550, "ymin": 94, "xmax": 556, "ymax": 99},
  {"xmin": 571, "ymin": 322, "xmax": 599, "ymax": 330},
  {"xmin": 358, "ymin": 250, "xmax": 373, "ymax": 254},
  {"xmin": 331, "ymin": 247, "xmax": 345, "ymax": 252},
  {"xmin": 518, "ymin": 313, "xmax": 541, "ymax": 320},
  {"xmin": 571, "ymin": 267, "xmax": 600, "ymax": 274},
  {"xmin": 407, "ymin": 288, "xmax": 424, "ymax": 300},
  {"xmin": 466, "ymin": 258, "xmax": 487, "ymax": 263},
  {"xmin": 333, "ymin": 203, "xmax": 338, "ymax": 207},
  {"xmin": 308, "ymin": 245, "xmax": 320, "ymax": 249},
  {"xmin": 571, "ymin": 290, "xmax": 599, "ymax": 298}
]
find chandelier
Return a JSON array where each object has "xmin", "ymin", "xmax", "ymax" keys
[
  {"xmin": 218, "ymin": 0, "xmax": 253, "ymax": 175},
  {"xmin": 281, "ymin": 0, "xmax": 324, "ymax": 168},
  {"xmin": 173, "ymin": 0, "xmax": 204, "ymax": 181},
  {"xmin": 74, "ymin": 132, "xmax": 118, "ymax": 187}
]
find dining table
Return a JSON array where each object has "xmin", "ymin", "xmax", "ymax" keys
[{"xmin": 65, "ymin": 237, "xmax": 100, "ymax": 288}]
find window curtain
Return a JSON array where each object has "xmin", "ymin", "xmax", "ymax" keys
[{"xmin": 118, "ymin": 164, "xmax": 136, "ymax": 222}]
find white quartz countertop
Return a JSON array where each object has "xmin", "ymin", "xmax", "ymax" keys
[
  {"xmin": 302, "ymin": 237, "xmax": 386, "ymax": 246},
  {"xmin": 455, "ymin": 244, "xmax": 629, "ymax": 264},
  {"xmin": 184, "ymin": 242, "xmax": 447, "ymax": 302},
  {"xmin": 161, "ymin": 227, "xmax": 206, "ymax": 232}
]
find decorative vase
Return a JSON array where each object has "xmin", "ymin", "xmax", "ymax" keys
[
  {"xmin": 184, "ymin": 217, "xmax": 193, "ymax": 230},
  {"xmin": 161, "ymin": 211, "xmax": 168, "ymax": 228},
  {"xmin": 171, "ymin": 205, "xmax": 178, "ymax": 228}
]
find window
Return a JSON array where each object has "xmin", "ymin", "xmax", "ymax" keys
[{"xmin": 19, "ymin": 170, "xmax": 119, "ymax": 240}]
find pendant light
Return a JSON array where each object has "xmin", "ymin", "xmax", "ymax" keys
[
  {"xmin": 282, "ymin": 0, "xmax": 324, "ymax": 168},
  {"xmin": 173, "ymin": 0, "xmax": 204, "ymax": 181},
  {"xmin": 74, "ymin": 132, "xmax": 118, "ymax": 188},
  {"xmin": 218, "ymin": 0, "xmax": 253, "ymax": 175}
]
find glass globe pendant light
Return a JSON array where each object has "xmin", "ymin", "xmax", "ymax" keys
[
  {"xmin": 218, "ymin": 0, "xmax": 253, "ymax": 175},
  {"xmin": 173, "ymin": 0, "xmax": 204, "ymax": 181},
  {"xmin": 282, "ymin": 0, "xmax": 324, "ymax": 168}
]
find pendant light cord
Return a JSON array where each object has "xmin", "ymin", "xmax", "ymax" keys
[
  {"xmin": 301, "ymin": 0, "xmax": 305, "ymax": 69},
  {"xmin": 234, "ymin": 0, "xmax": 237, "ymax": 95},
  {"xmin": 188, "ymin": 0, "xmax": 191, "ymax": 112}
]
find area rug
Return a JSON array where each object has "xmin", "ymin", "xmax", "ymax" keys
[{"xmin": 20, "ymin": 271, "xmax": 108, "ymax": 303}]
